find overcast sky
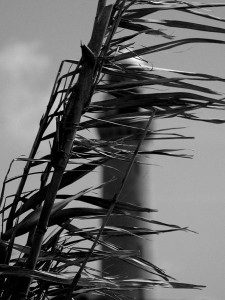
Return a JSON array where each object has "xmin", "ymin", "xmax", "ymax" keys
[{"xmin": 0, "ymin": 1, "xmax": 225, "ymax": 300}]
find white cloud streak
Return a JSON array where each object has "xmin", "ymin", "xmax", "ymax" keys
[{"xmin": 0, "ymin": 41, "xmax": 51, "ymax": 143}]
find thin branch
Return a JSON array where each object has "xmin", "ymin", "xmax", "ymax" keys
[{"xmin": 66, "ymin": 109, "xmax": 155, "ymax": 299}]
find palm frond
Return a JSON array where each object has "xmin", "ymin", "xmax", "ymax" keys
[{"xmin": 1, "ymin": 1, "xmax": 225, "ymax": 299}]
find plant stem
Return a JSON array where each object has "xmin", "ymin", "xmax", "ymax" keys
[
  {"xmin": 3, "ymin": 61, "xmax": 65, "ymax": 266},
  {"xmin": 11, "ymin": 2, "xmax": 113, "ymax": 300}
]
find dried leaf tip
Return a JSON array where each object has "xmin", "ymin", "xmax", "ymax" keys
[{"xmin": 81, "ymin": 43, "xmax": 96, "ymax": 68}]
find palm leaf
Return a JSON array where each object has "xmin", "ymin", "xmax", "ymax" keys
[
  {"xmin": 1, "ymin": 1, "xmax": 225, "ymax": 299},
  {"xmin": 15, "ymin": 158, "xmax": 107, "ymax": 217}
]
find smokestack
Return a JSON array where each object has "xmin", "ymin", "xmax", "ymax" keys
[{"xmin": 97, "ymin": 51, "xmax": 153, "ymax": 300}]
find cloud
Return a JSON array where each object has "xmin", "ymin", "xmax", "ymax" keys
[
  {"xmin": 0, "ymin": 41, "xmax": 49, "ymax": 81},
  {"xmin": 0, "ymin": 41, "xmax": 51, "ymax": 144}
]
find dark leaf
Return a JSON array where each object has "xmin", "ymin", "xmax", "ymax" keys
[{"xmin": 15, "ymin": 158, "xmax": 107, "ymax": 216}]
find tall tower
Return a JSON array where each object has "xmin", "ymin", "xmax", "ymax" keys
[{"xmin": 97, "ymin": 56, "xmax": 152, "ymax": 300}]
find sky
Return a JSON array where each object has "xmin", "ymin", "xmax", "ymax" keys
[{"xmin": 0, "ymin": 1, "xmax": 225, "ymax": 300}]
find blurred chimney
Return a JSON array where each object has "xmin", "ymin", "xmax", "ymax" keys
[{"xmin": 96, "ymin": 52, "xmax": 153, "ymax": 300}]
